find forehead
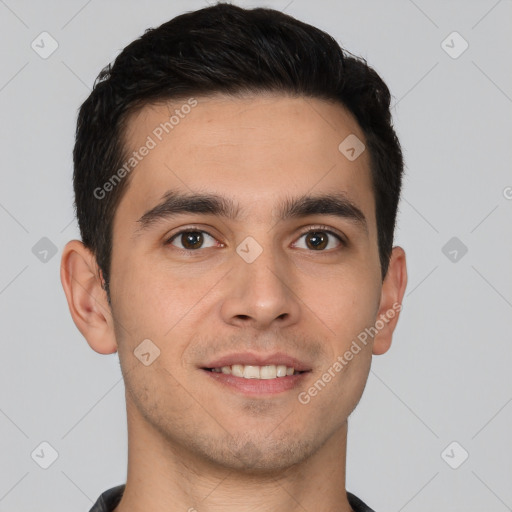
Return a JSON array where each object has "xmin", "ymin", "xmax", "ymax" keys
[{"xmin": 115, "ymin": 93, "xmax": 375, "ymax": 231}]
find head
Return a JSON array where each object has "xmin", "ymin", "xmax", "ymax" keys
[
  {"xmin": 73, "ymin": 2, "xmax": 403, "ymax": 302},
  {"xmin": 62, "ymin": 3, "xmax": 407, "ymax": 473}
]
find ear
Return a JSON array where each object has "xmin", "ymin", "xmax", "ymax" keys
[
  {"xmin": 372, "ymin": 246, "xmax": 407, "ymax": 355},
  {"xmin": 60, "ymin": 239, "xmax": 118, "ymax": 354}
]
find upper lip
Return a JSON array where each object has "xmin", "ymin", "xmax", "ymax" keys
[{"xmin": 202, "ymin": 352, "xmax": 312, "ymax": 372}]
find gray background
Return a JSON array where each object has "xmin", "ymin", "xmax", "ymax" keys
[{"xmin": 1, "ymin": 0, "xmax": 511, "ymax": 510}]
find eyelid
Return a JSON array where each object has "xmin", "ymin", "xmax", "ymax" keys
[
  {"xmin": 164, "ymin": 224, "xmax": 222, "ymax": 246},
  {"xmin": 296, "ymin": 224, "xmax": 347, "ymax": 245}
]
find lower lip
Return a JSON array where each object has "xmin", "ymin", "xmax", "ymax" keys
[{"xmin": 202, "ymin": 369, "xmax": 309, "ymax": 396}]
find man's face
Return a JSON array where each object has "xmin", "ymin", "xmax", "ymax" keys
[{"xmin": 109, "ymin": 94, "xmax": 384, "ymax": 472}]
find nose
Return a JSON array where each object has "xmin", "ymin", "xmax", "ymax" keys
[{"xmin": 219, "ymin": 239, "xmax": 301, "ymax": 331}]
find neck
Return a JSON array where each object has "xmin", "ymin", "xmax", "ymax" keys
[{"xmin": 114, "ymin": 396, "xmax": 354, "ymax": 512}]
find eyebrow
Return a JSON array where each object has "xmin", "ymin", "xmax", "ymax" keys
[{"xmin": 134, "ymin": 190, "xmax": 368, "ymax": 236}]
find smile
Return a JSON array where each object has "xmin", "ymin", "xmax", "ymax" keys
[{"xmin": 205, "ymin": 364, "xmax": 307, "ymax": 379}]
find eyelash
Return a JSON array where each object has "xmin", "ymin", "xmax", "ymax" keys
[{"xmin": 164, "ymin": 224, "xmax": 346, "ymax": 253}]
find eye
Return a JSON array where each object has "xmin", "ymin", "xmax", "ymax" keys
[
  {"xmin": 293, "ymin": 227, "xmax": 345, "ymax": 251},
  {"xmin": 164, "ymin": 225, "xmax": 345, "ymax": 253},
  {"xmin": 165, "ymin": 229, "xmax": 220, "ymax": 251}
]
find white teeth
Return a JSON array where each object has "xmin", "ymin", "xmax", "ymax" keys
[
  {"xmin": 260, "ymin": 365, "xmax": 277, "ymax": 379},
  {"xmin": 243, "ymin": 365, "xmax": 260, "ymax": 379},
  {"xmin": 232, "ymin": 364, "xmax": 244, "ymax": 377},
  {"xmin": 276, "ymin": 365, "xmax": 287, "ymax": 377},
  {"xmin": 211, "ymin": 364, "xmax": 299, "ymax": 379}
]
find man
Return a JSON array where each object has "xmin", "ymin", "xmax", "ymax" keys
[{"xmin": 60, "ymin": 3, "xmax": 407, "ymax": 511}]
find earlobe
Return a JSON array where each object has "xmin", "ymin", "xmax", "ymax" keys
[
  {"xmin": 372, "ymin": 246, "xmax": 408, "ymax": 355},
  {"xmin": 60, "ymin": 240, "xmax": 118, "ymax": 355}
]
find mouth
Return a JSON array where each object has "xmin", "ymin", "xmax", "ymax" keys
[
  {"xmin": 203, "ymin": 364, "xmax": 308, "ymax": 379},
  {"xmin": 200, "ymin": 353, "xmax": 312, "ymax": 395}
]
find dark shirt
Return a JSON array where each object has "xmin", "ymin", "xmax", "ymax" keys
[{"xmin": 89, "ymin": 484, "xmax": 376, "ymax": 511}]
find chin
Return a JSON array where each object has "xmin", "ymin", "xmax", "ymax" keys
[{"xmin": 196, "ymin": 431, "xmax": 318, "ymax": 474}]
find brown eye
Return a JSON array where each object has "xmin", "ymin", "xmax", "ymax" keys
[
  {"xmin": 305, "ymin": 231, "xmax": 329, "ymax": 250},
  {"xmin": 166, "ymin": 230, "xmax": 217, "ymax": 250},
  {"xmin": 294, "ymin": 229, "xmax": 343, "ymax": 251}
]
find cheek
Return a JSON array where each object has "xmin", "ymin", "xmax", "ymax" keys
[
  {"xmin": 109, "ymin": 256, "xmax": 187, "ymax": 351},
  {"xmin": 302, "ymin": 267, "xmax": 380, "ymax": 345},
  {"xmin": 110, "ymin": 255, "xmax": 223, "ymax": 377}
]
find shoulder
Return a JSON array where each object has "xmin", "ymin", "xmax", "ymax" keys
[
  {"xmin": 347, "ymin": 491, "xmax": 377, "ymax": 512},
  {"xmin": 88, "ymin": 484, "xmax": 125, "ymax": 512}
]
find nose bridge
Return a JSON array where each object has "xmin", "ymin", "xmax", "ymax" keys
[
  {"xmin": 237, "ymin": 231, "xmax": 287, "ymax": 295},
  {"xmin": 239, "ymin": 234, "xmax": 283, "ymax": 285},
  {"xmin": 220, "ymin": 230, "xmax": 300, "ymax": 328}
]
